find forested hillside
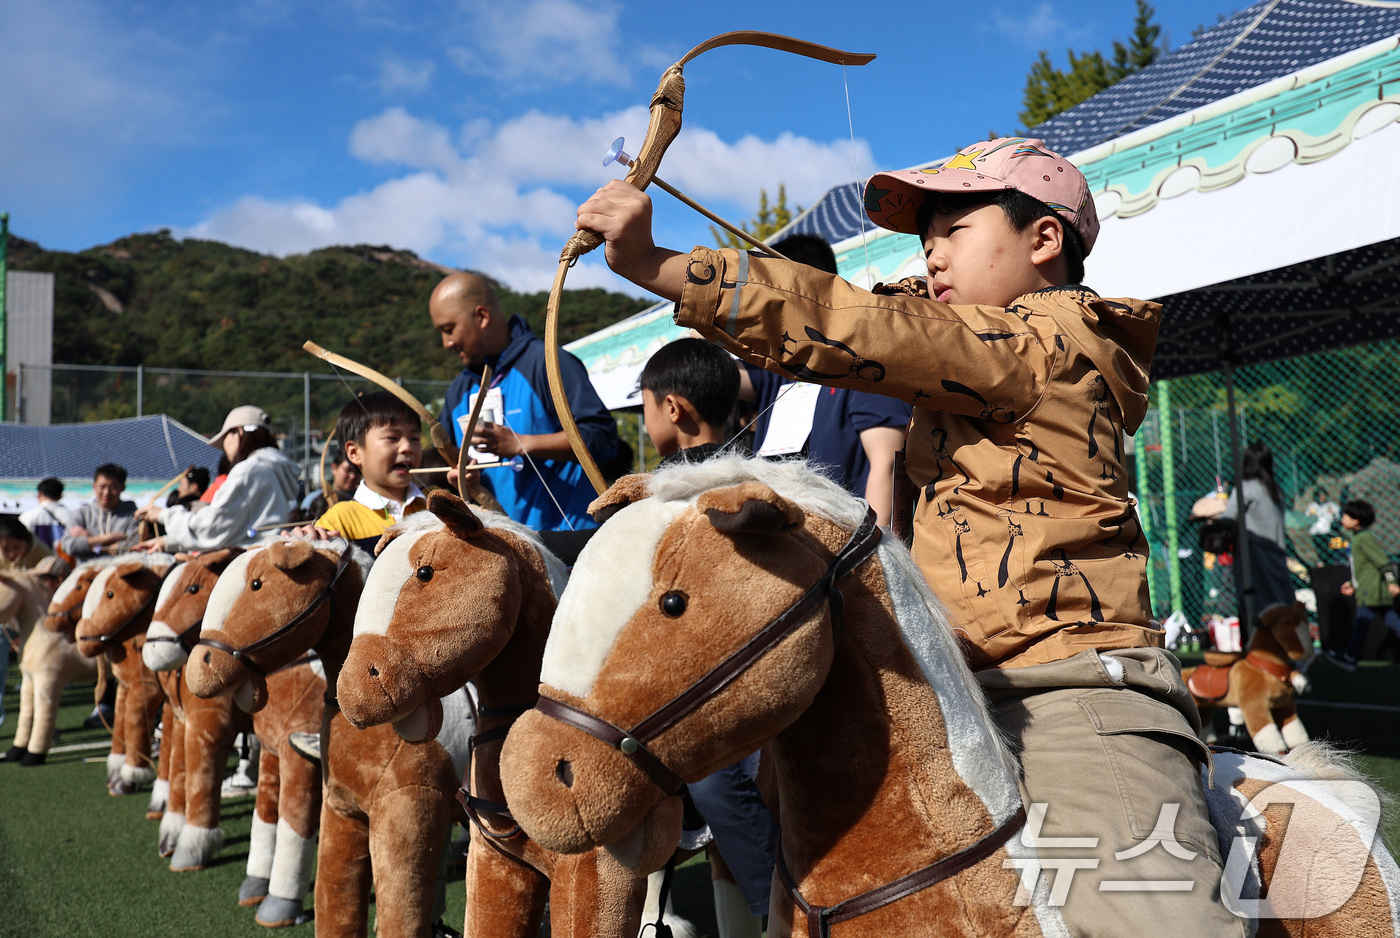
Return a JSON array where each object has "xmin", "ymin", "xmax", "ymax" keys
[{"xmin": 7, "ymin": 230, "xmax": 652, "ymax": 435}]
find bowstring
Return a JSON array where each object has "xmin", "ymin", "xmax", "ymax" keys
[
  {"xmin": 327, "ymin": 362, "xmax": 372, "ymax": 416},
  {"xmin": 720, "ymin": 378, "xmax": 800, "ymax": 454},
  {"xmin": 473, "ymin": 409, "xmax": 577, "ymax": 533},
  {"xmin": 841, "ymin": 63, "xmax": 874, "ymax": 281}
]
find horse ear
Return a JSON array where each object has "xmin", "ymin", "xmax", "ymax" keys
[
  {"xmin": 430, "ymin": 490, "xmax": 483, "ymax": 539},
  {"xmin": 270, "ymin": 539, "xmax": 318, "ymax": 572},
  {"xmin": 199, "ymin": 547, "xmax": 244, "ymax": 575},
  {"xmin": 697, "ymin": 482, "xmax": 804, "ymax": 535},
  {"xmin": 589, "ymin": 473, "xmax": 652, "ymax": 524},
  {"xmin": 119, "ymin": 566, "xmax": 166, "ymax": 592}
]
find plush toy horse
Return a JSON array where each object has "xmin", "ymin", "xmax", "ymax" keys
[
  {"xmin": 185, "ymin": 538, "xmax": 469, "ymax": 938},
  {"xmin": 1, "ymin": 568, "xmax": 100, "ymax": 767},
  {"xmin": 500, "ymin": 458, "xmax": 1400, "ymax": 938},
  {"xmin": 502, "ymin": 460, "xmax": 1059, "ymax": 937},
  {"xmin": 74, "ymin": 555, "xmax": 173, "ymax": 803},
  {"xmin": 140, "ymin": 549, "xmax": 255, "ymax": 871},
  {"xmin": 156, "ymin": 543, "xmax": 327, "ymax": 926},
  {"xmin": 1182, "ymin": 601, "xmax": 1312, "ymax": 754},
  {"xmin": 337, "ymin": 493, "xmax": 675, "ymax": 938}
]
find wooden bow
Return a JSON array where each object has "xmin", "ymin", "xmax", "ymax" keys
[
  {"xmin": 545, "ymin": 31, "xmax": 876, "ymax": 495},
  {"xmin": 302, "ymin": 341, "xmax": 503, "ymax": 513}
]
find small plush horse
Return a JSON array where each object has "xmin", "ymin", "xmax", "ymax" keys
[
  {"xmin": 500, "ymin": 458, "xmax": 1400, "ymax": 938},
  {"xmin": 2, "ymin": 567, "xmax": 100, "ymax": 767},
  {"xmin": 338, "ymin": 493, "xmax": 670, "ymax": 938},
  {"xmin": 185, "ymin": 538, "xmax": 468, "ymax": 938},
  {"xmin": 141, "ymin": 549, "xmax": 255, "ymax": 871},
  {"xmin": 1182, "ymin": 601, "xmax": 1312, "ymax": 754},
  {"xmin": 74, "ymin": 555, "xmax": 173, "ymax": 803}
]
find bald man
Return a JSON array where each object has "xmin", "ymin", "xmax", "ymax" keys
[{"xmin": 430, "ymin": 271, "xmax": 621, "ymax": 531}]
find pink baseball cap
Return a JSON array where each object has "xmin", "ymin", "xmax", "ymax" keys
[{"xmin": 863, "ymin": 137, "xmax": 1099, "ymax": 254}]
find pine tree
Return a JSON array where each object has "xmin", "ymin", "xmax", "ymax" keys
[
  {"xmin": 1018, "ymin": 0, "xmax": 1165, "ymax": 131},
  {"xmin": 711, "ymin": 185, "xmax": 802, "ymax": 250}
]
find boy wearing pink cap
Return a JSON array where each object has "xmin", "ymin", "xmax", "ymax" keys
[{"xmin": 578, "ymin": 137, "xmax": 1242, "ymax": 935}]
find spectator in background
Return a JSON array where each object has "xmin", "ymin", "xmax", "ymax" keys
[
  {"xmin": 135, "ymin": 405, "xmax": 299, "ymax": 552},
  {"xmin": 301, "ymin": 448, "xmax": 362, "ymax": 520},
  {"xmin": 1306, "ymin": 486, "xmax": 1342, "ymax": 565},
  {"xmin": 201, "ymin": 453, "xmax": 232, "ymax": 504},
  {"xmin": 1220, "ymin": 442, "xmax": 1293, "ymax": 634},
  {"xmin": 0, "ymin": 515, "xmax": 52, "ymax": 571},
  {"xmin": 1325, "ymin": 499, "xmax": 1400, "ymax": 670},
  {"xmin": 59, "ymin": 464, "xmax": 140, "ymax": 562},
  {"xmin": 166, "ymin": 465, "xmax": 211, "ymax": 510},
  {"xmin": 737, "ymin": 234, "xmax": 912, "ymax": 525},
  {"xmin": 18, "ymin": 477, "xmax": 71, "ymax": 551}
]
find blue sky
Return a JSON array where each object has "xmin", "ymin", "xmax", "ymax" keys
[{"xmin": 0, "ymin": 0, "xmax": 1236, "ymax": 295}]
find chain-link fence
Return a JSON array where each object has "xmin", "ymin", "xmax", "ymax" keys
[
  {"xmin": 12, "ymin": 362, "xmax": 454, "ymax": 471},
  {"xmin": 1133, "ymin": 339, "xmax": 1400, "ymax": 634}
]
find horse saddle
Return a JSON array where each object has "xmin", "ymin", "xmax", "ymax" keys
[{"xmin": 1187, "ymin": 664, "xmax": 1234, "ymax": 702}]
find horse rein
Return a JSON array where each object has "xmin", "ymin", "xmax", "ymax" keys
[
  {"xmin": 456, "ymin": 698, "xmax": 537, "ymax": 841},
  {"xmin": 197, "ymin": 549, "xmax": 354, "ymax": 678},
  {"xmin": 86, "ymin": 567, "xmax": 173, "ymax": 649},
  {"xmin": 532, "ymin": 507, "xmax": 883, "ymax": 797},
  {"xmin": 777, "ymin": 805, "xmax": 1028, "ymax": 937}
]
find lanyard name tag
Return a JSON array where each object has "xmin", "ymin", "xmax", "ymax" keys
[
  {"xmin": 757, "ymin": 382, "xmax": 821, "ymax": 456},
  {"xmin": 460, "ymin": 386, "xmax": 505, "ymax": 462}
]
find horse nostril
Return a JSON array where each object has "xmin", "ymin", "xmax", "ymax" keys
[
  {"xmin": 555, "ymin": 759, "xmax": 574, "ymax": 788},
  {"xmin": 368, "ymin": 666, "xmax": 379, "ymax": 677}
]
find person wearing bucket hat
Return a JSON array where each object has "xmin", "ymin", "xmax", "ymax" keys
[
  {"xmin": 575, "ymin": 137, "xmax": 1243, "ymax": 936},
  {"xmin": 134, "ymin": 404, "xmax": 300, "ymax": 552}
]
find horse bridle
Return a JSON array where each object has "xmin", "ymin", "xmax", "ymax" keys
[
  {"xmin": 196, "ymin": 549, "xmax": 354, "ymax": 678},
  {"xmin": 532, "ymin": 507, "xmax": 1026, "ymax": 936},
  {"xmin": 86, "ymin": 567, "xmax": 172, "ymax": 649},
  {"xmin": 532, "ymin": 507, "xmax": 883, "ymax": 796},
  {"xmin": 456, "ymin": 699, "xmax": 537, "ymax": 841}
]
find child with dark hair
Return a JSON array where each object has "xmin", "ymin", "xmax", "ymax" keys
[
  {"xmin": 577, "ymin": 135, "xmax": 1241, "ymax": 933},
  {"xmin": 19, "ymin": 477, "xmax": 71, "ymax": 550},
  {"xmin": 640, "ymin": 337, "xmax": 740, "ymax": 465},
  {"xmin": 314, "ymin": 391, "xmax": 426, "ymax": 540},
  {"xmin": 137, "ymin": 405, "xmax": 300, "ymax": 552},
  {"xmin": 0, "ymin": 515, "xmax": 51, "ymax": 571},
  {"xmin": 637, "ymin": 335, "xmax": 776, "ymax": 933},
  {"xmin": 1326, "ymin": 499, "xmax": 1400, "ymax": 670}
]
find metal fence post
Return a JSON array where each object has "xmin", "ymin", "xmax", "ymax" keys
[
  {"xmin": 304, "ymin": 372, "xmax": 311, "ymax": 469},
  {"xmin": 136, "ymin": 363, "xmax": 144, "ymax": 417},
  {"xmin": 14, "ymin": 361, "xmax": 21, "ymax": 424}
]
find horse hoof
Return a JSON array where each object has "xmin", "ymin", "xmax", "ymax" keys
[
  {"xmin": 19, "ymin": 751, "xmax": 46, "ymax": 767},
  {"xmin": 256, "ymin": 896, "xmax": 309, "ymax": 927},
  {"xmin": 239, "ymin": 876, "xmax": 270, "ymax": 906},
  {"xmin": 109, "ymin": 779, "xmax": 138, "ymax": 796},
  {"xmin": 3, "ymin": 746, "xmax": 26, "ymax": 763}
]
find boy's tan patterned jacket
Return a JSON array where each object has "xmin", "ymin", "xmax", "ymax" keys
[{"xmin": 674, "ymin": 247, "xmax": 1164, "ymax": 670}]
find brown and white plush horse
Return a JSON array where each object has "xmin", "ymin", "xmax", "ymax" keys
[
  {"xmin": 2, "ymin": 567, "xmax": 100, "ymax": 767},
  {"xmin": 1182, "ymin": 600, "xmax": 1312, "ymax": 754},
  {"xmin": 338, "ymin": 492, "xmax": 669, "ymax": 938},
  {"xmin": 185, "ymin": 538, "xmax": 467, "ymax": 938},
  {"xmin": 74, "ymin": 555, "xmax": 173, "ymax": 805},
  {"xmin": 500, "ymin": 458, "xmax": 1400, "ymax": 938},
  {"xmin": 141, "ymin": 549, "xmax": 255, "ymax": 871}
]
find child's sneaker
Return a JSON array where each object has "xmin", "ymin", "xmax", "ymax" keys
[
  {"xmin": 1322, "ymin": 649, "xmax": 1358, "ymax": 672},
  {"xmin": 221, "ymin": 770, "xmax": 258, "ymax": 799}
]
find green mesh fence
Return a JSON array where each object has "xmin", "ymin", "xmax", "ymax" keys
[{"xmin": 1134, "ymin": 340, "xmax": 1400, "ymax": 634}]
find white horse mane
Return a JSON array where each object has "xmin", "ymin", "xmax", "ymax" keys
[
  {"xmin": 384, "ymin": 506, "xmax": 569, "ymax": 600},
  {"xmin": 647, "ymin": 455, "xmax": 869, "ymax": 529}
]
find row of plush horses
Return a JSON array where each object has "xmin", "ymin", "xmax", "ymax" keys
[{"xmin": 4, "ymin": 455, "xmax": 1400, "ymax": 936}]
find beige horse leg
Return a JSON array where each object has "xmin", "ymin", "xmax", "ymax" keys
[
  {"xmin": 365, "ymin": 787, "xmax": 453, "ymax": 938},
  {"xmin": 7, "ymin": 670, "xmax": 35, "ymax": 755}
]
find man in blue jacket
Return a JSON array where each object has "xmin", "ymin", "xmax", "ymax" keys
[{"xmin": 430, "ymin": 271, "xmax": 620, "ymax": 531}]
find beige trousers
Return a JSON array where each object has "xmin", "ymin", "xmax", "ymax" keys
[{"xmin": 977, "ymin": 648, "xmax": 1248, "ymax": 938}]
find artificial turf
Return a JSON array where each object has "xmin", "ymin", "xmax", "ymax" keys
[{"xmin": 2, "ymin": 656, "xmax": 1397, "ymax": 937}]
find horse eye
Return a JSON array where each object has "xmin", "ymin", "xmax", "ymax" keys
[
  {"xmin": 660, "ymin": 591, "xmax": 688, "ymax": 618},
  {"xmin": 106, "ymin": 590, "xmax": 114, "ymax": 598},
  {"xmin": 186, "ymin": 584, "xmax": 199, "ymax": 594},
  {"xmin": 416, "ymin": 566, "xmax": 434, "ymax": 583},
  {"xmin": 250, "ymin": 579, "xmax": 262, "ymax": 591}
]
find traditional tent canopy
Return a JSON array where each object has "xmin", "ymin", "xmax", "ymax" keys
[{"xmin": 0, "ymin": 415, "xmax": 222, "ymax": 513}]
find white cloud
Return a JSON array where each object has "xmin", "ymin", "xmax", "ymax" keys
[
  {"xmin": 445, "ymin": 0, "xmax": 664, "ymax": 90},
  {"xmin": 374, "ymin": 56, "xmax": 435, "ymax": 94},
  {"xmin": 991, "ymin": 2, "xmax": 1085, "ymax": 48},
  {"xmin": 184, "ymin": 104, "xmax": 873, "ymax": 294}
]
